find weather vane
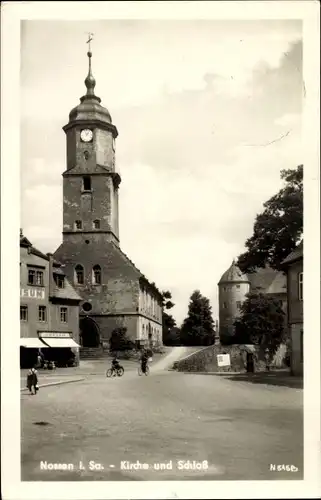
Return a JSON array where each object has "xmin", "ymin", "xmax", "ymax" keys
[{"xmin": 86, "ymin": 32, "xmax": 94, "ymax": 52}]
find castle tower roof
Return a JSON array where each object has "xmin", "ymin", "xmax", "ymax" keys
[
  {"xmin": 218, "ymin": 260, "xmax": 250, "ymax": 285},
  {"xmin": 65, "ymin": 40, "xmax": 116, "ymax": 133}
]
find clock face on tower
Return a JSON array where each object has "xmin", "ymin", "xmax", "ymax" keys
[{"xmin": 80, "ymin": 129, "xmax": 93, "ymax": 142}]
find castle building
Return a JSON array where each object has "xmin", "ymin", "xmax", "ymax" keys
[
  {"xmin": 54, "ymin": 46, "xmax": 163, "ymax": 350},
  {"xmin": 20, "ymin": 231, "xmax": 82, "ymax": 368},
  {"xmin": 218, "ymin": 260, "xmax": 287, "ymax": 344},
  {"xmin": 218, "ymin": 260, "xmax": 250, "ymax": 342}
]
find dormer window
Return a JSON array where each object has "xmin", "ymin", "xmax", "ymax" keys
[
  {"xmin": 83, "ymin": 176, "xmax": 91, "ymax": 191},
  {"xmin": 75, "ymin": 220, "xmax": 82, "ymax": 230},
  {"xmin": 54, "ymin": 274, "xmax": 65, "ymax": 289},
  {"xmin": 93, "ymin": 219, "xmax": 100, "ymax": 229}
]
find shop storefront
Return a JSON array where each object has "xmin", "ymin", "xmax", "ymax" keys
[{"xmin": 39, "ymin": 332, "xmax": 80, "ymax": 367}]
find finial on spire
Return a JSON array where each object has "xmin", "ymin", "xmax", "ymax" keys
[
  {"xmin": 84, "ymin": 32, "xmax": 96, "ymax": 96},
  {"xmin": 86, "ymin": 32, "xmax": 94, "ymax": 53}
]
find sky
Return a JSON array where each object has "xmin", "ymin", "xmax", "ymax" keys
[{"xmin": 20, "ymin": 20, "xmax": 303, "ymax": 325}]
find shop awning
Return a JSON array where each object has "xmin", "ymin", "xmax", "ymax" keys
[
  {"xmin": 20, "ymin": 337, "xmax": 47, "ymax": 348},
  {"xmin": 40, "ymin": 338, "xmax": 80, "ymax": 348}
]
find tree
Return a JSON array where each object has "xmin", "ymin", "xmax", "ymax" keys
[
  {"xmin": 237, "ymin": 165, "xmax": 303, "ymax": 273},
  {"xmin": 161, "ymin": 290, "xmax": 179, "ymax": 346},
  {"xmin": 180, "ymin": 290, "xmax": 215, "ymax": 346},
  {"xmin": 234, "ymin": 293, "xmax": 285, "ymax": 359},
  {"xmin": 109, "ymin": 327, "xmax": 135, "ymax": 353},
  {"xmin": 163, "ymin": 326, "xmax": 181, "ymax": 346}
]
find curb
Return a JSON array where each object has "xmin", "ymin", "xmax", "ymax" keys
[
  {"xmin": 174, "ymin": 371, "xmax": 244, "ymax": 376},
  {"xmin": 21, "ymin": 378, "xmax": 85, "ymax": 392}
]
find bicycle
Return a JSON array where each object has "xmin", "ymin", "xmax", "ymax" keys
[
  {"xmin": 106, "ymin": 366, "xmax": 124, "ymax": 377},
  {"xmin": 138, "ymin": 364, "xmax": 150, "ymax": 376}
]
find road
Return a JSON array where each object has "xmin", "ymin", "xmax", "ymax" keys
[{"xmin": 21, "ymin": 360, "xmax": 303, "ymax": 481}]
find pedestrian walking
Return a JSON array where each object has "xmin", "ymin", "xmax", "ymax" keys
[
  {"xmin": 26, "ymin": 367, "xmax": 39, "ymax": 395},
  {"xmin": 36, "ymin": 353, "xmax": 42, "ymax": 368}
]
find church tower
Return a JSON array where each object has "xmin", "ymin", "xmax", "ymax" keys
[
  {"xmin": 218, "ymin": 260, "xmax": 250, "ymax": 343},
  {"xmin": 62, "ymin": 45, "xmax": 120, "ymax": 245},
  {"xmin": 54, "ymin": 39, "xmax": 163, "ymax": 351}
]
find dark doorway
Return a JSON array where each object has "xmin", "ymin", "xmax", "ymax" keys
[
  {"xmin": 147, "ymin": 323, "xmax": 152, "ymax": 348},
  {"xmin": 20, "ymin": 347, "xmax": 38, "ymax": 369},
  {"xmin": 246, "ymin": 352, "xmax": 255, "ymax": 373},
  {"xmin": 80, "ymin": 317, "xmax": 100, "ymax": 347}
]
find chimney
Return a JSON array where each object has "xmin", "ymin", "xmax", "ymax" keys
[{"xmin": 47, "ymin": 253, "xmax": 54, "ymax": 298}]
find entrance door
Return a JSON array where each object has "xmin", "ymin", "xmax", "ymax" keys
[
  {"xmin": 80, "ymin": 317, "xmax": 100, "ymax": 347},
  {"xmin": 246, "ymin": 352, "xmax": 254, "ymax": 373}
]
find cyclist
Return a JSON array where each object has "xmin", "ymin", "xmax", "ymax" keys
[{"xmin": 111, "ymin": 356, "xmax": 121, "ymax": 373}]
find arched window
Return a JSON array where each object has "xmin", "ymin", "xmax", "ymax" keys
[
  {"xmin": 93, "ymin": 265, "xmax": 101, "ymax": 285},
  {"xmin": 75, "ymin": 220, "xmax": 82, "ymax": 230},
  {"xmin": 93, "ymin": 219, "xmax": 100, "ymax": 229},
  {"xmin": 83, "ymin": 176, "xmax": 91, "ymax": 191},
  {"xmin": 75, "ymin": 264, "xmax": 84, "ymax": 285}
]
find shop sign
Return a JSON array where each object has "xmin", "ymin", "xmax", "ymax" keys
[
  {"xmin": 217, "ymin": 354, "xmax": 231, "ymax": 367},
  {"xmin": 20, "ymin": 288, "xmax": 45, "ymax": 299},
  {"xmin": 39, "ymin": 332, "xmax": 72, "ymax": 338}
]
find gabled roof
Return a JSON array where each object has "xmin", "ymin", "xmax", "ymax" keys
[
  {"xmin": 265, "ymin": 272, "xmax": 287, "ymax": 294},
  {"xmin": 20, "ymin": 234, "xmax": 32, "ymax": 248},
  {"xmin": 20, "ymin": 232, "xmax": 49, "ymax": 261},
  {"xmin": 248, "ymin": 266, "xmax": 279, "ymax": 291},
  {"xmin": 281, "ymin": 240, "xmax": 303, "ymax": 266},
  {"xmin": 31, "ymin": 247, "xmax": 50, "ymax": 261},
  {"xmin": 111, "ymin": 242, "xmax": 163, "ymax": 299},
  {"xmin": 248, "ymin": 266, "xmax": 286, "ymax": 295},
  {"xmin": 54, "ymin": 239, "xmax": 163, "ymax": 300}
]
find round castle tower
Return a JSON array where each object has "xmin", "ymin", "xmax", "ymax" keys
[{"xmin": 218, "ymin": 260, "xmax": 250, "ymax": 343}]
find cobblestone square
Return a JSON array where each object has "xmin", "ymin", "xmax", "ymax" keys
[{"xmin": 21, "ymin": 362, "xmax": 303, "ymax": 481}]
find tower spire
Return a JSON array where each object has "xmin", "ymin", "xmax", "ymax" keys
[{"xmin": 84, "ymin": 33, "xmax": 96, "ymax": 97}]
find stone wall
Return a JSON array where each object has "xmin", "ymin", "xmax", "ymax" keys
[{"xmin": 173, "ymin": 344, "xmax": 267, "ymax": 373}]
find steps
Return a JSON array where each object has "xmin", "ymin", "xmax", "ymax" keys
[{"xmin": 79, "ymin": 347, "xmax": 110, "ymax": 360}]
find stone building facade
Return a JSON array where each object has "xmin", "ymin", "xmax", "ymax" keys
[
  {"xmin": 54, "ymin": 48, "xmax": 163, "ymax": 349},
  {"xmin": 20, "ymin": 232, "xmax": 81, "ymax": 367},
  {"xmin": 218, "ymin": 260, "xmax": 288, "ymax": 347},
  {"xmin": 281, "ymin": 241, "xmax": 303, "ymax": 376}
]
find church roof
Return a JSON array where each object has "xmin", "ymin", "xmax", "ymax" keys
[
  {"xmin": 110, "ymin": 242, "xmax": 163, "ymax": 299},
  {"xmin": 54, "ymin": 240, "xmax": 163, "ymax": 300},
  {"xmin": 218, "ymin": 260, "xmax": 250, "ymax": 285},
  {"xmin": 281, "ymin": 240, "xmax": 303, "ymax": 266}
]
